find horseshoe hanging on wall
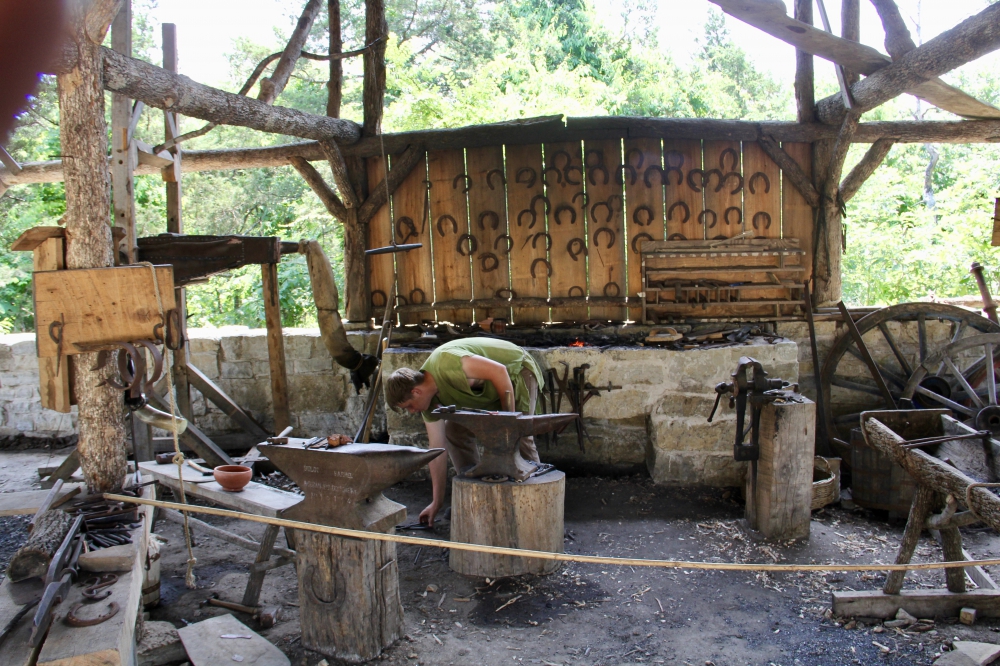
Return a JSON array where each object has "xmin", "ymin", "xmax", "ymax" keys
[
  {"xmin": 719, "ymin": 147, "xmax": 740, "ymax": 172},
  {"xmin": 515, "ymin": 167, "xmax": 537, "ymax": 188},
  {"xmin": 453, "ymin": 173, "xmax": 472, "ymax": 192},
  {"xmin": 572, "ymin": 191, "xmax": 588, "ymax": 207},
  {"xmin": 667, "ymin": 201, "xmax": 690, "ymax": 224},
  {"xmin": 748, "ymin": 172, "xmax": 771, "ymax": 195},
  {"xmin": 566, "ymin": 237, "xmax": 587, "ymax": 261},
  {"xmin": 531, "ymin": 258, "xmax": 552, "ymax": 278},
  {"xmin": 591, "ymin": 200, "xmax": 613, "ymax": 224},
  {"xmin": 631, "ymin": 232, "xmax": 653, "ymax": 254},
  {"xmin": 532, "ymin": 232, "xmax": 552, "ymax": 251},
  {"xmin": 457, "ymin": 234, "xmax": 478, "ymax": 256},
  {"xmin": 395, "ymin": 216, "xmax": 418, "ymax": 243},
  {"xmin": 486, "ymin": 169, "xmax": 506, "ymax": 190},
  {"xmin": 567, "ymin": 286, "xmax": 585, "ymax": 298},
  {"xmin": 517, "ymin": 209, "xmax": 537, "ymax": 229},
  {"xmin": 493, "ymin": 235, "xmax": 513, "ymax": 255},
  {"xmin": 478, "ymin": 210, "xmax": 501, "ymax": 231},
  {"xmin": 436, "ymin": 214, "xmax": 458, "ymax": 237},
  {"xmin": 718, "ymin": 171, "xmax": 744, "ymax": 195},
  {"xmin": 752, "ymin": 211, "xmax": 772, "ymax": 229},
  {"xmin": 632, "ymin": 205, "xmax": 655, "ymax": 227},
  {"xmin": 724, "ymin": 207, "xmax": 742, "ymax": 227},
  {"xmin": 531, "ymin": 194, "xmax": 551, "ymax": 215},
  {"xmin": 593, "ymin": 226, "xmax": 616, "ymax": 249},
  {"xmin": 699, "ymin": 209, "xmax": 719, "ymax": 229},
  {"xmin": 479, "ymin": 252, "xmax": 500, "ymax": 273},
  {"xmin": 554, "ymin": 204, "xmax": 577, "ymax": 226},
  {"xmin": 687, "ymin": 169, "xmax": 707, "ymax": 192}
]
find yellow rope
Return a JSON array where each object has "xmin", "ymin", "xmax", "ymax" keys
[
  {"xmin": 107, "ymin": 493, "xmax": 1000, "ymax": 574},
  {"xmin": 137, "ymin": 262, "xmax": 197, "ymax": 589}
]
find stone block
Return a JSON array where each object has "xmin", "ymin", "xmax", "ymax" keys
[
  {"xmin": 186, "ymin": 334, "xmax": 221, "ymax": 355},
  {"xmin": 283, "ymin": 330, "xmax": 321, "ymax": 359},
  {"xmin": 8, "ymin": 335, "xmax": 36, "ymax": 356},
  {"xmin": 220, "ymin": 381, "xmax": 271, "ymax": 414},
  {"xmin": 649, "ymin": 413, "xmax": 733, "ymax": 454},
  {"xmin": 0, "ymin": 384, "xmax": 35, "ymax": 401},
  {"xmin": 647, "ymin": 449, "xmax": 746, "ymax": 487},
  {"xmin": 288, "ymin": 373, "xmax": 346, "ymax": 413},
  {"xmin": 251, "ymin": 361, "xmax": 272, "ymax": 378},
  {"xmin": 0, "ymin": 372, "xmax": 39, "ymax": 387},
  {"xmin": 188, "ymin": 353, "xmax": 220, "ymax": 380},
  {"xmin": 220, "ymin": 330, "xmax": 270, "ymax": 361},
  {"xmin": 219, "ymin": 362, "xmax": 253, "ymax": 379},
  {"xmin": 297, "ymin": 412, "xmax": 356, "ymax": 436},
  {"xmin": 293, "ymin": 357, "xmax": 335, "ymax": 374}
]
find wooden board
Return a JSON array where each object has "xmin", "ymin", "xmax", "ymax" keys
[
  {"xmin": 0, "ymin": 485, "xmax": 83, "ymax": 516},
  {"xmin": 139, "ymin": 461, "xmax": 300, "ymax": 517},
  {"xmin": 177, "ymin": 613, "xmax": 290, "ymax": 666},
  {"xmin": 583, "ymin": 139, "xmax": 625, "ymax": 322},
  {"xmin": 466, "ymin": 145, "xmax": 511, "ymax": 322},
  {"xmin": 663, "ymin": 140, "xmax": 704, "ymax": 241},
  {"xmin": 703, "ymin": 140, "xmax": 743, "ymax": 240},
  {"xmin": 0, "ymin": 575, "xmax": 40, "ymax": 666},
  {"xmin": 33, "ymin": 236, "xmax": 72, "ymax": 411},
  {"xmin": 544, "ymin": 141, "xmax": 588, "ymax": 322},
  {"xmin": 33, "ymin": 265, "xmax": 176, "ymax": 357},
  {"xmin": 624, "ymin": 138, "xmax": 668, "ymax": 321},
  {"xmin": 366, "ymin": 155, "xmax": 395, "ymax": 317},
  {"xmin": 832, "ymin": 589, "xmax": 1000, "ymax": 619},
  {"xmin": 392, "ymin": 154, "xmax": 432, "ymax": 325},
  {"xmin": 743, "ymin": 142, "xmax": 781, "ymax": 240},
  {"xmin": 781, "ymin": 143, "xmax": 815, "ymax": 284},
  {"xmin": 504, "ymin": 143, "xmax": 548, "ymax": 325},
  {"xmin": 427, "ymin": 149, "xmax": 472, "ymax": 324}
]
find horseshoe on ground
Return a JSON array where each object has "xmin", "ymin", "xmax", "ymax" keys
[{"xmin": 66, "ymin": 602, "xmax": 120, "ymax": 627}]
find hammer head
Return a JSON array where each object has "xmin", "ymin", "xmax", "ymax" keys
[{"xmin": 256, "ymin": 606, "xmax": 281, "ymax": 629}]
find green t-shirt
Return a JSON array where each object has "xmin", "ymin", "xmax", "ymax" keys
[{"xmin": 420, "ymin": 338, "xmax": 544, "ymax": 422}]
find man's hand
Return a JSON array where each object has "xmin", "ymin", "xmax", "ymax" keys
[{"xmin": 419, "ymin": 501, "xmax": 442, "ymax": 526}]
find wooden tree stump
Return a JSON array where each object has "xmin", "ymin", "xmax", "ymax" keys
[
  {"xmin": 291, "ymin": 510, "xmax": 404, "ymax": 662},
  {"xmin": 450, "ymin": 471, "xmax": 565, "ymax": 578},
  {"xmin": 745, "ymin": 396, "xmax": 815, "ymax": 541}
]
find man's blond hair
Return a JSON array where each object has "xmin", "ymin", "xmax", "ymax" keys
[{"xmin": 384, "ymin": 368, "xmax": 425, "ymax": 408}]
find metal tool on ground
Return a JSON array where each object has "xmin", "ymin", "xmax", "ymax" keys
[
  {"xmin": 30, "ymin": 514, "xmax": 84, "ymax": 645},
  {"xmin": 431, "ymin": 406, "xmax": 579, "ymax": 480},
  {"xmin": 708, "ymin": 356, "xmax": 795, "ymax": 463},
  {"xmin": 258, "ymin": 441, "xmax": 444, "ymax": 532},
  {"xmin": 545, "ymin": 362, "xmax": 620, "ymax": 451},
  {"xmin": 202, "ymin": 593, "xmax": 282, "ymax": 628}
]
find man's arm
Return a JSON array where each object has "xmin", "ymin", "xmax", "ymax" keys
[
  {"xmin": 460, "ymin": 355, "xmax": 516, "ymax": 410},
  {"xmin": 419, "ymin": 419, "xmax": 448, "ymax": 525}
]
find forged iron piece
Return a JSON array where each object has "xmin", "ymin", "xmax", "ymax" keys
[
  {"xmin": 707, "ymin": 356, "xmax": 794, "ymax": 463},
  {"xmin": 564, "ymin": 165, "xmax": 583, "ymax": 186},
  {"xmin": 568, "ymin": 286, "xmax": 585, "ymax": 298},
  {"xmin": 527, "ymin": 232, "xmax": 551, "ymax": 251},
  {"xmin": 699, "ymin": 209, "xmax": 719, "ymax": 229},
  {"xmin": 457, "ymin": 234, "xmax": 478, "ymax": 256},
  {"xmin": 364, "ymin": 243, "xmax": 422, "ymax": 256},
  {"xmin": 31, "ymin": 516, "xmax": 84, "ymax": 646},
  {"xmin": 572, "ymin": 190, "xmax": 588, "ymax": 207},
  {"xmin": 543, "ymin": 362, "xmax": 621, "ymax": 452},
  {"xmin": 531, "ymin": 194, "xmax": 552, "ymax": 215},
  {"xmin": 479, "ymin": 252, "xmax": 500, "ymax": 273},
  {"xmin": 719, "ymin": 147, "xmax": 740, "ymax": 171},
  {"xmin": 724, "ymin": 207, "xmax": 743, "ymax": 226},
  {"xmin": 437, "ymin": 214, "xmax": 458, "ymax": 237},
  {"xmin": 749, "ymin": 172, "xmax": 771, "ymax": 195},
  {"xmin": 259, "ymin": 442, "xmax": 444, "ymax": 530},
  {"xmin": 453, "ymin": 173, "xmax": 472, "ymax": 192},
  {"xmin": 667, "ymin": 201, "xmax": 691, "ymax": 223},
  {"xmin": 517, "ymin": 208, "xmax": 537, "ymax": 229},
  {"xmin": 486, "ymin": 169, "xmax": 506, "ymax": 190},
  {"xmin": 718, "ymin": 171, "xmax": 743, "ymax": 194},
  {"xmin": 395, "ymin": 216, "xmax": 418, "ymax": 243},
  {"xmin": 478, "ymin": 210, "xmax": 501, "ymax": 231},
  {"xmin": 431, "ymin": 406, "xmax": 578, "ymax": 480},
  {"xmin": 566, "ymin": 238, "xmax": 587, "ymax": 261},
  {"xmin": 591, "ymin": 200, "xmax": 613, "ymax": 224},
  {"xmin": 515, "ymin": 167, "xmax": 537, "ymax": 188},
  {"xmin": 136, "ymin": 234, "xmax": 287, "ymax": 287},
  {"xmin": 66, "ymin": 602, "xmax": 119, "ymax": 627},
  {"xmin": 687, "ymin": 169, "xmax": 707, "ymax": 192},
  {"xmin": 588, "ymin": 164, "xmax": 609, "ymax": 186},
  {"xmin": 632, "ymin": 205, "xmax": 655, "ymax": 227},
  {"xmin": 752, "ymin": 212, "xmax": 772, "ymax": 230},
  {"xmin": 603, "ymin": 281, "xmax": 621, "ymax": 297},
  {"xmin": 493, "ymin": 235, "xmax": 514, "ymax": 255},
  {"xmin": 81, "ymin": 573, "xmax": 118, "ymax": 601},
  {"xmin": 531, "ymin": 258, "xmax": 552, "ymax": 278},
  {"xmin": 593, "ymin": 227, "xmax": 616, "ymax": 249},
  {"xmin": 554, "ymin": 204, "xmax": 577, "ymax": 226},
  {"xmin": 542, "ymin": 165, "xmax": 563, "ymax": 186},
  {"xmin": 631, "ymin": 233, "xmax": 654, "ymax": 254}
]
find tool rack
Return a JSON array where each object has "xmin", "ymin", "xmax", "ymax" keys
[{"xmin": 639, "ymin": 238, "xmax": 809, "ymax": 323}]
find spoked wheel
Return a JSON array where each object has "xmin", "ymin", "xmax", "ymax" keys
[
  {"xmin": 900, "ymin": 333, "xmax": 1000, "ymax": 433},
  {"xmin": 820, "ymin": 303, "xmax": 1000, "ymax": 455}
]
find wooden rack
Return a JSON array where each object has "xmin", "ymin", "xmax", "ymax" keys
[{"xmin": 639, "ymin": 238, "xmax": 808, "ymax": 323}]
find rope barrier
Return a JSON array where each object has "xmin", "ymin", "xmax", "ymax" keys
[{"xmin": 107, "ymin": 493, "xmax": 1000, "ymax": 574}]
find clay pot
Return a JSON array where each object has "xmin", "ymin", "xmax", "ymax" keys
[{"xmin": 214, "ymin": 465, "xmax": 252, "ymax": 492}]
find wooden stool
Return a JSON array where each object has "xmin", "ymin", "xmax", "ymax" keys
[{"xmin": 450, "ymin": 471, "xmax": 565, "ymax": 577}]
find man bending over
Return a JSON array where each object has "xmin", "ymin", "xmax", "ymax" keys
[{"xmin": 385, "ymin": 338, "xmax": 545, "ymax": 525}]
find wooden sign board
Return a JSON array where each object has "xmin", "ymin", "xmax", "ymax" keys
[{"xmin": 33, "ymin": 265, "xmax": 176, "ymax": 357}]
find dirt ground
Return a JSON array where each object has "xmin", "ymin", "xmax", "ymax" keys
[{"xmin": 5, "ymin": 449, "xmax": 1000, "ymax": 666}]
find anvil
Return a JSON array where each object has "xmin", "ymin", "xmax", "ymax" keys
[
  {"xmin": 431, "ymin": 406, "xmax": 579, "ymax": 481},
  {"xmin": 258, "ymin": 442, "xmax": 443, "ymax": 532}
]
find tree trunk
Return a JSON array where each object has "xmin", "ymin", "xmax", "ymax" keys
[
  {"xmin": 327, "ymin": 0, "xmax": 343, "ymax": 117},
  {"xmin": 363, "ymin": 0, "xmax": 387, "ymax": 138},
  {"xmin": 7, "ymin": 510, "xmax": 74, "ymax": 582},
  {"xmin": 794, "ymin": 0, "xmax": 815, "ymax": 122},
  {"xmin": 58, "ymin": 1, "xmax": 128, "ymax": 493},
  {"xmin": 257, "ymin": 0, "xmax": 322, "ymax": 105}
]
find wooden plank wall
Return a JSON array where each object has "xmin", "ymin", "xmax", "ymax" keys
[
  {"xmin": 367, "ymin": 155, "xmax": 395, "ymax": 314},
  {"xmin": 363, "ymin": 140, "xmax": 814, "ymax": 325}
]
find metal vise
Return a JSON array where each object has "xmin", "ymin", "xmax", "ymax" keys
[
  {"xmin": 431, "ymin": 406, "xmax": 579, "ymax": 481},
  {"xmin": 707, "ymin": 356, "xmax": 795, "ymax": 462},
  {"xmin": 258, "ymin": 442, "xmax": 444, "ymax": 532}
]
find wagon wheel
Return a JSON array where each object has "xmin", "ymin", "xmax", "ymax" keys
[
  {"xmin": 820, "ymin": 303, "xmax": 1000, "ymax": 456},
  {"xmin": 899, "ymin": 333, "xmax": 1000, "ymax": 433}
]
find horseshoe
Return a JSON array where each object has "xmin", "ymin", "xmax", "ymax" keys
[
  {"xmin": 568, "ymin": 286, "xmax": 585, "ymax": 298},
  {"xmin": 457, "ymin": 234, "xmax": 478, "ymax": 256},
  {"xmin": 133, "ymin": 339, "xmax": 164, "ymax": 394},
  {"xmin": 395, "ymin": 216, "xmax": 418, "ymax": 243},
  {"xmin": 409, "ymin": 288, "xmax": 426, "ymax": 304},
  {"xmin": 699, "ymin": 209, "xmax": 719, "ymax": 229},
  {"xmin": 531, "ymin": 258, "xmax": 552, "ymax": 278},
  {"xmin": 515, "ymin": 167, "xmax": 537, "ymax": 188},
  {"xmin": 687, "ymin": 169, "xmax": 707, "ymax": 192},
  {"xmin": 371, "ymin": 290, "xmax": 387, "ymax": 308},
  {"xmin": 608, "ymin": 194, "xmax": 623, "ymax": 211},
  {"xmin": 66, "ymin": 602, "xmax": 119, "ymax": 627},
  {"xmin": 486, "ymin": 169, "xmax": 506, "ymax": 190},
  {"xmin": 624, "ymin": 147, "xmax": 644, "ymax": 170},
  {"xmin": 603, "ymin": 281, "xmax": 621, "ymax": 297},
  {"xmin": 703, "ymin": 169, "xmax": 724, "ymax": 192},
  {"xmin": 718, "ymin": 171, "xmax": 744, "ymax": 194},
  {"xmin": 724, "ymin": 207, "xmax": 742, "ymax": 226},
  {"xmin": 478, "ymin": 210, "xmax": 501, "ymax": 231},
  {"xmin": 81, "ymin": 574, "xmax": 118, "ymax": 601},
  {"xmin": 588, "ymin": 165, "xmax": 609, "ymax": 186},
  {"xmin": 549, "ymin": 149, "xmax": 572, "ymax": 171},
  {"xmin": 517, "ymin": 209, "xmax": 537, "ymax": 229},
  {"xmin": 108, "ymin": 341, "xmax": 145, "ymax": 398},
  {"xmin": 394, "ymin": 294, "xmax": 409, "ymax": 307},
  {"xmin": 668, "ymin": 233, "xmax": 687, "ymax": 240},
  {"xmin": 631, "ymin": 232, "xmax": 653, "ymax": 254},
  {"xmin": 436, "ymin": 214, "xmax": 458, "ymax": 237},
  {"xmin": 564, "ymin": 165, "xmax": 583, "ymax": 186},
  {"xmin": 495, "ymin": 288, "xmax": 517, "ymax": 300},
  {"xmin": 752, "ymin": 211, "xmax": 772, "ymax": 229},
  {"xmin": 667, "ymin": 201, "xmax": 690, "ymax": 223},
  {"xmin": 542, "ymin": 165, "xmax": 564, "ymax": 186},
  {"xmin": 593, "ymin": 227, "xmax": 616, "ymax": 249},
  {"xmin": 479, "ymin": 252, "xmax": 500, "ymax": 273},
  {"xmin": 494, "ymin": 235, "xmax": 513, "ymax": 254},
  {"xmin": 453, "ymin": 173, "xmax": 472, "ymax": 192},
  {"xmin": 532, "ymin": 232, "xmax": 552, "ymax": 251},
  {"xmin": 572, "ymin": 190, "xmax": 588, "ymax": 207},
  {"xmin": 719, "ymin": 147, "xmax": 740, "ymax": 171},
  {"xmin": 531, "ymin": 194, "xmax": 551, "ymax": 215},
  {"xmin": 617, "ymin": 164, "xmax": 637, "ymax": 186},
  {"xmin": 664, "ymin": 150, "xmax": 685, "ymax": 170},
  {"xmin": 632, "ymin": 205, "xmax": 655, "ymax": 227},
  {"xmin": 585, "ymin": 149, "xmax": 605, "ymax": 168},
  {"xmin": 591, "ymin": 200, "xmax": 613, "ymax": 224},
  {"xmin": 711, "ymin": 234, "xmax": 728, "ymax": 240},
  {"xmin": 566, "ymin": 237, "xmax": 587, "ymax": 261},
  {"xmin": 165, "ymin": 308, "xmax": 184, "ymax": 351},
  {"xmin": 554, "ymin": 204, "xmax": 577, "ymax": 225},
  {"xmin": 748, "ymin": 172, "xmax": 771, "ymax": 195},
  {"xmin": 644, "ymin": 165, "xmax": 664, "ymax": 188}
]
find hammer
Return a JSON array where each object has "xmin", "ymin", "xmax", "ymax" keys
[{"xmin": 201, "ymin": 593, "xmax": 282, "ymax": 629}]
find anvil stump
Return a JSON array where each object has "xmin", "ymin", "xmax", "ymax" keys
[{"xmin": 450, "ymin": 471, "xmax": 565, "ymax": 577}]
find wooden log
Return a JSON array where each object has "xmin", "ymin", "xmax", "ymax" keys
[
  {"xmin": 833, "ymin": 589, "xmax": 1000, "ymax": 619},
  {"xmin": 841, "ymin": 0, "xmax": 860, "ymax": 87},
  {"xmin": 6, "ymin": 509, "xmax": 73, "ymax": 582},
  {"xmin": 32, "ymin": 236, "xmax": 71, "ymax": 412},
  {"xmin": 242, "ymin": 524, "xmax": 280, "ymax": 607},
  {"xmin": 110, "ymin": 0, "xmax": 136, "ymax": 263},
  {"xmin": 357, "ymin": 143, "xmax": 423, "ymax": 225},
  {"xmin": 320, "ymin": 139, "xmax": 359, "ymax": 208},
  {"xmin": 290, "ymin": 156, "xmax": 348, "ymax": 222},
  {"xmin": 870, "ymin": 0, "xmax": 917, "ymax": 59},
  {"xmin": 745, "ymin": 397, "xmax": 816, "ymax": 540},
  {"xmin": 257, "ymin": 0, "xmax": 322, "ymax": 104},
  {"xmin": 363, "ymin": 0, "xmax": 387, "ymax": 138},
  {"xmin": 450, "ymin": 471, "xmax": 565, "ymax": 578},
  {"xmin": 84, "ymin": 0, "xmax": 124, "ymax": 46},
  {"xmin": 393, "ymin": 296, "xmax": 627, "ymax": 314},
  {"xmin": 262, "ymin": 263, "xmax": 291, "ymax": 432},
  {"xmin": 840, "ymin": 138, "xmax": 895, "ymax": 204},
  {"xmin": 885, "ymin": 485, "xmax": 935, "ymax": 594},
  {"xmin": 327, "ymin": 0, "xmax": 343, "ymax": 117},
  {"xmin": 757, "ymin": 136, "xmax": 819, "ymax": 209},
  {"xmin": 941, "ymin": 526, "xmax": 968, "ymax": 593},
  {"xmin": 794, "ymin": 0, "xmax": 815, "ymax": 122}
]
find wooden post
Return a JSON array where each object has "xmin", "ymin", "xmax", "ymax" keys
[
  {"xmin": 327, "ymin": 0, "xmax": 342, "ymax": 118},
  {"xmin": 794, "ymin": 0, "xmax": 815, "ymax": 123},
  {"xmin": 745, "ymin": 396, "xmax": 816, "ymax": 540},
  {"xmin": 841, "ymin": 0, "xmax": 861, "ymax": 86},
  {"xmin": 884, "ymin": 485, "xmax": 935, "ymax": 594},
  {"xmin": 261, "ymin": 263, "xmax": 291, "ymax": 432},
  {"xmin": 450, "ymin": 472, "xmax": 565, "ymax": 577},
  {"xmin": 58, "ymin": 0, "xmax": 129, "ymax": 493},
  {"xmin": 33, "ymin": 237, "xmax": 71, "ymax": 413},
  {"xmin": 111, "ymin": 0, "xmax": 134, "ymax": 262}
]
